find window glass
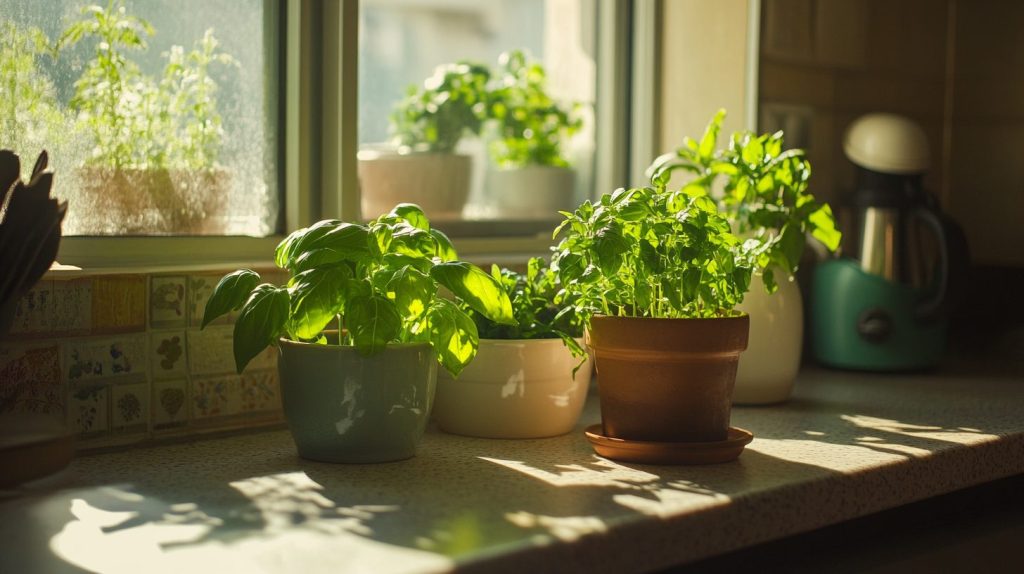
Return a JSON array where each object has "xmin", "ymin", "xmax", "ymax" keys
[
  {"xmin": 0, "ymin": 0, "xmax": 280, "ymax": 236},
  {"xmin": 358, "ymin": 0, "xmax": 596, "ymax": 226}
]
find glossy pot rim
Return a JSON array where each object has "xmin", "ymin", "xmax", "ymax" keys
[{"xmin": 278, "ymin": 337, "xmax": 431, "ymax": 353}]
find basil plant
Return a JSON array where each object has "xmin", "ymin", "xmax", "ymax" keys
[
  {"xmin": 202, "ymin": 204, "xmax": 516, "ymax": 376},
  {"xmin": 390, "ymin": 62, "xmax": 490, "ymax": 154},
  {"xmin": 647, "ymin": 109, "xmax": 841, "ymax": 292},
  {"xmin": 552, "ymin": 182, "xmax": 774, "ymax": 322}
]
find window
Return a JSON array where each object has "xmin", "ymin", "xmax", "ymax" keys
[
  {"xmin": 357, "ymin": 0, "xmax": 598, "ymax": 232},
  {"xmin": 0, "ymin": 0, "xmax": 280, "ymax": 237},
  {"xmin": 3, "ymin": 1, "xmax": 628, "ymax": 266}
]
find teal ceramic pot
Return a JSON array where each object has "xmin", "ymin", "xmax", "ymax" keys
[{"xmin": 277, "ymin": 339, "xmax": 437, "ymax": 463}]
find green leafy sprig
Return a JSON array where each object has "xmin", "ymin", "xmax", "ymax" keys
[
  {"xmin": 462, "ymin": 257, "xmax": 586, "ymax": 358},
  {"xmin": 552, "ymin": 183, "xmax": 772, "ymax": 323},
  {"xmin": 486, "ymin": 50, "xmax": 581, "ymax": 168},
  {"xmin": 647, "ymin": 109, "xmax": 841, "ymax": 292},
  {"xmin": 202, "ymin": 203, "xmax": 516, "ymax": 376},
  {"xmin": 389, "ymin": 62, "xmax": 491, "ymax": 154},
  {"xmin": 58, "ymin": 1, "xmax": 235, "ymax": 171}
]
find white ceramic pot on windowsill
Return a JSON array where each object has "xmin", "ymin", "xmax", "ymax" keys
[
  {"xmin": 486, "ymin": 165, "xmax": 575, "ymax": 218},
  {"xmin": 733, "ymin": 273, "xmax": 804, "ymax": 405},
  {"xmin": 358, "ymin": 150, "xmax": 471, "ymax": 220},
  {"xmin": 434, "ymin": 337, "xmax": 592, "ymax": 438}
]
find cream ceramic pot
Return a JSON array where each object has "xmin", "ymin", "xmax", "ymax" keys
[
  {"xmin": 434, "ymin": 338, "xmax": 592, "ymax": 439},
  {"xmin": 733, "ymin": 274, "xmax": 803, "ymax": 404},
  {"xmin": 486, "ymin": 165, "xmax": 575, "ymax": 218},
  {"xmin": 358, "ymin": 151, "xmax": 471, "ymax": 220}
]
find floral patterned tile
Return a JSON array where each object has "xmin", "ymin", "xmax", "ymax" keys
[
  {"xmin": 63, "ymin": 335, "xmax": 147, "ymax": 383},
  {"xmin": 6, "ymin": 281, "xmax": 53, "ymax": 335},
  {"xmin": 111, "ymin": 382, "xmax": 149, "ymax": 434},
  {"xmin": 52, "ymin": 279, "xmax": 93, "ymax": 335},
  {"xmin": 68, "ymin": 383, "xmax": 108, "ymax": 435},
  {"xmin": 91, "ymin": 275, "xmax": 147, "ymax": 334},
  {"xmin": 150, "ymin": 330, "xmax": 188, "ymax": 380},
  {"xmin": 152, "ymin": 379, "xmax": 188, "ymax": 430},
  {"xmin": 191, "ymin": 374, "xmax": 242, "ymax": 419},
  {"xmin": 240, "ymin": 370, "xmax": 281, "ymax": 413},
  {"xmin": 189, "ymin": 274, "xmax": 234, "ymax": 328},
  {"xmin": 187, "ymin": 326, "xmax": 275, "ymax": 376},
  {"xmin": 0, "ymin": 344, "xmax": 64, "ymax": 420},
  {"xmin": 150, "ymin": 275, "xmax": 187, "ymax": 329}
]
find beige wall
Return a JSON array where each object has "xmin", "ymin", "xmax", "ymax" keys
[
  {"xmin": 758, "ymin": 0, "xmax": 1024, "ymax": 266},
  {"xmin": 658, "ymin": 0, "xmax": 754, "ymax": 155}
]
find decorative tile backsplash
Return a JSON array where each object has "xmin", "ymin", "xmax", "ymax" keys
[{"xmin": 0, "ymin": 268, "xmax": 284, "ymax": 451}]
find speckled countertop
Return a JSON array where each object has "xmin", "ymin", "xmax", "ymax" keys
[{"xmin": 2, "ymin": 365, "xmax": 1023, "ymax": 574}]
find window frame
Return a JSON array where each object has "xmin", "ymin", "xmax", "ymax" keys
[{"xmin": 53, "ymin": 0, "xmax": 633, "ymax": 269}]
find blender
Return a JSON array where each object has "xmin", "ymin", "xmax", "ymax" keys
[{"xmin": 811, "ymin": 113, "xmax": 968, "ymax": 371}]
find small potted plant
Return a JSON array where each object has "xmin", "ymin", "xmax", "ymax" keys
[
  {"xmin": 553, "ymin": 175, "xmax": 772, "ymax": 464},
  {"xmin": 433, "ymin": 257, "xmax": 591, "ymax": 439},
  {"xmin": 485, "ymin": 50, "xmax": 581, "ymax": 218},
  {"xmin": 202, "ymin": 203, "xmax": 515, "ymax": 463},
  {"xmin": 58, "ymin": 2, "xmax": 236, "ymax": 234},
  {"xmin": 648, "ymin": 110, "xmax": 841, "ymax": 404},
  {"xmin": 359, "ymin": 62, "xmax": 490, "ymax": 220}
]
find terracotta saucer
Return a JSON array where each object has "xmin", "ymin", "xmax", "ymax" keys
[{"xmin": 584, "ymin": 424, "xmax": 753, "ymax": 465}]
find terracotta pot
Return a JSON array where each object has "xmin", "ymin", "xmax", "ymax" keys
[
  {"xmin": 486, "ymin": 165, "xmax": 575, "ymax": 218},
  {"xmin": 72, "ymin": 167, "xmax": 229, "ymax": 235},
  {"xmin": 434, "ymin": 338, "xmax": 592, "ymax": 439},
  {"xmin": 277, "ymin": 338, "xmax": 437, "ymax": 463},
  {"xmin": 588, "ymin": 314, "xmax": 749, "ymax": 443},
  {"xmin": 358, "ymin": 151, "xmax": 471, "ymax": 220},
  {"xmin": 734, "ymin": 274, "xmax": 803, "ymax": 404}
]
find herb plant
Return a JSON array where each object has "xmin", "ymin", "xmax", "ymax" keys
[
  {"xmin": 202, "ymin": 203, "xmax": 516, "ymax": 376},
  {"xmin": 0, "ymin": 22, "xmax": 71, "ymax": 177},
  {"xmin": 552, "ymin": 182, "xmax": 772, "ymax": 322},
  {"xmin": 390, "ymin": 62, "xmax": 491, "ymax": 154},
  {"xmin": 486, "ymin": 50, "xmax": 581, "ymax": 168},
  {"xmin": 647, "ymin": 110, "xmax": 841, "ymax": 292},
  {"xmin": 462, "ymin": 257, "xmax": 585, "ymax": 357},
  {"xmin": 58, "ymin": 1, "xmax": 235, "ymax": 171}
]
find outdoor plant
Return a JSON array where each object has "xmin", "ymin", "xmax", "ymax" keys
[
  {"xmin": 552, "ymin": 180, "xmax": 773, "ymax": 322},
  {"xmin": 201, "ymin": 203, "xmax": 516, "ymax": 376},
  {"xmin": 0, "ymin": 22, "xmax": 70, "ymax": 176},
  {"xmin": 486, "ymin": 50, "xmax": 581, "ymax": 168},
  {"xmin": 58, "ymin": 1, "xmax": 236, "ymax": 171},
  {"xmin": 647, "ymin": 109, "xmax": 841, "ymax": 292},
  {"xmin": 390, "ymin": 61, "xmax": 491, "ymax": 153},
  {"xmin": 462, "ymin": 257, "xmax": 585, "ymax": 357}
]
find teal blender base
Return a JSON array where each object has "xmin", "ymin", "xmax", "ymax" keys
[{"xmin": 811, "ymin": 260, "xmax": 946, "ymax": 371}]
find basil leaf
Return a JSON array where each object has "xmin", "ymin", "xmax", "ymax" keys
[
  {"xmin": 430, "ymin": 261, "xmax": 516, "ymax": 326},
  {"xmin": 420, "ymin": 298, "xmax": 479, "ymax": 377},
  {"xmin": 389, "ymin": 203, "xmax": 430, "ymax": 231},
  {"xmin": 346, "ymin": 295, "xmax": 402, "ymax": 356},
  {"xmin": 233, "ymin": 284, "xmax": 289, "ymax": 373},
  {"xmin": 202, "ymin": 269, "xmax": 260, "ymax": 329},
  {"xmin": 288, "ymin": 266, "xmax": 351, "ymax": 339}
]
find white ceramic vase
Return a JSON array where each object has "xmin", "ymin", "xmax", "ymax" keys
[
  {"xmin": 358, "ymin": 151, "xmax": 471, "ymax": 220},
  {"xmin": 733, "ymin": 274, "xmax": 804, "ymax": 404},
  {"xmin": 486, "ymin": 165, "xmax": 575, "ymax": 218},
  {"xmin": 434, "ymin": 338, "xmax": 592, "ymax": 438}
]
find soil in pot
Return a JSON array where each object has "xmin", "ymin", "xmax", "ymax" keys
[
  {"xmin": 277, "ymin": 337, "xmax": 437, "ymax": 463},
  {"xmin": 588, "ymin": 314, "xmax": 749, "ymax": 443}
]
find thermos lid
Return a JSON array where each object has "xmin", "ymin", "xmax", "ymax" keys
[{"xmin": 843, "ymin": 113, "xmax": 930, "ymax": 174}]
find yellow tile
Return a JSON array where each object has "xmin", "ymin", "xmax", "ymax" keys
[{"xmin": 91, "ymin": 276, "xmax": 147, "ymax": 334}]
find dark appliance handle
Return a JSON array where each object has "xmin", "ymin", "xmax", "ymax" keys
[{"xmin": 910, "ymin": 206, "xmax": 968, "ymax": 320}]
